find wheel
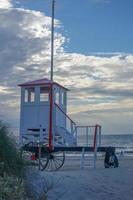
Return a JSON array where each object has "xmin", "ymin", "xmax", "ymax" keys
[
  {"xmin": 21, "ymin": 150, "xmax": 39, "ymax": 170},
  {"xmin": 38, "ymin": 149, "xmax": 50, "ymax": 170},
  {"xmin": 45, "ymin": 151, "xmax": 65, "ymax": 171},
  {"xmin": 20, "ymin": 147, "xmax": 49, "ymax": 171}
]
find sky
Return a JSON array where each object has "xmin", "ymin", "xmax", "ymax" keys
[{"xmin": 0, "ymin": 0, "xmax": 133, "ymax": 135}]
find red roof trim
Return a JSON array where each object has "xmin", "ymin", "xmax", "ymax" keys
[{"xmin": 18, "ymin": 79, "xmax": 69, "ymax": 91}]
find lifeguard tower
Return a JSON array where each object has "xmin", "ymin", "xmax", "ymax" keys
[
  {"xmin": 19, "ymin": 78, "xmax": 77, "ymax": 149},
  {"xmin": 19, "ymin": 0, "xmax": 117, "ymax": 171},
  {"xmin": 19, "ymin": 78, "xmax": 109, "ymax": 171}
]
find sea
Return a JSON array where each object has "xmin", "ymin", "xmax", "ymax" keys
[
  {"xmin": 14, "ymin": 127, "xmax": 133, "ymax": 154},
  {"xmin": 15, "ymin": 133, "xmax": 133, "ymax": 148},
  {"xmin": 77, "ymin": 134, "xmax": 133, "ymax": 147},
  {"xmin": 77, "ymin": 134, "xmax": 133, "ymax": 154},
  {"xmin": 101, "ymin": 134, "xmax": 133, "ymax": 147}
]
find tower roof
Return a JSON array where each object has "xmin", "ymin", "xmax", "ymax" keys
[{"xmin": 18, "ymin": 78, "xmax": 69, "ymax": 91}]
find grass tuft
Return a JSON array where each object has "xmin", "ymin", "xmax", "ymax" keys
[{"xmin": 0, "ymin": 121, "xmax": 25, "ymax": 177}]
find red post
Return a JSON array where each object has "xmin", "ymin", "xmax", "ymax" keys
[
  {"xmin": 49, "ymin": 84, "xmax": 53, "ymax": 150},
  {"xmin": 93, "ymin": 125, "xmax": 98, "ymax": 151}
]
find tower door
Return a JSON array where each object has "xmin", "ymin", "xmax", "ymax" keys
[{"xmin": 37, "ymin": 86, "xmax": 50, "ymax": 134}]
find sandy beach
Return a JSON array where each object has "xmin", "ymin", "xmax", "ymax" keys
[{"xmin": 27, "ymin": 154, "xmax": 133, "ymax": 200}]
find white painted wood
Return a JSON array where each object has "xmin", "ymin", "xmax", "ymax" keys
[
  {"xmin": 19, "ymin": 80, "xmax": 70, "ymax": 146},
  {"xmin": 80, "ymin": 148, "xmax": 85, "ymax": 170}
]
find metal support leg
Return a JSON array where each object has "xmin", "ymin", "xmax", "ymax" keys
[
  {"xmin": 86, "ymin": 127, "xmax": 89, "ymax": 146},
  {"xmin": 38, "ymin": 142, "xmax": 41, "ymax": 170},
  {"xmin": 93, "ymin": 139, "xmax": 97, "ymax": 169},
  {"xmin": 80, "ymin": 148, "xmax": 85, "ymax": 170}
]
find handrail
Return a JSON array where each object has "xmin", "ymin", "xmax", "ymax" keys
[
  {"xmin": 54, "ymin": 103, "xmax": 76, "ymax": 125},
  {"xmin": 93, "ymin": 125, "xmax": 98, "ymax": 151},
  {"xmin": 76, "ymin": 125, "xmax": 101, "ymax": 128},
  {"xmin": 93, "ymin": 124, "xmax": 101, "ymax": 150}
]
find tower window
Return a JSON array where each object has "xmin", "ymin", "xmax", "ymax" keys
[
  {"xmin": 40, "ymin": 87, "xmax": 49, "ymax": 102},
  {"xmin": 61, "ymin": 92, "xmax": 64, "ymax": 105},
  {"xmin": 25, "ymin": 87, "xmax": 35, "ymax": 102},
  {"xmin": 55, "ymin": 92, "xmax": 59, "ymax": 104}
]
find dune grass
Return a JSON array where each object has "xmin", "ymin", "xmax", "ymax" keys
[
  {"xmin": 0, "ymin": 121, "xmax": 27, "ymax": 199},
  {"xmin": 0, "ymin": 121, "xmax": 24, "ymax": 177},
  {"xmin": 0, "ymin": 121, "xmax": 47, "ymax": 199},
  {"xmin": 0, "ymin": 174, "xmax": 26, "ymax": 200}
]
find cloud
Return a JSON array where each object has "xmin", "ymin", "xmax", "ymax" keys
[
  {"xmin": 0, "ymin": 6, "xmax": 66, "ymax": 131},
  {"xmin": 0, "ymin": 2, "xmax": 133, "ymax": 135},
  {"xmin": 0, "ymin": 0, "xmax": 12, "ymax": 9},
  {"xmin": 0, "ymin": 8, "xmax": 65, "ymax": 87},
  {"xmin": 88, "ymin": 0, "xmax": 110, "ymax": 5}
]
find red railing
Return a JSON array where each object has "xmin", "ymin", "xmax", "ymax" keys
[
  {"xmin": 54, "ymin": 103, "xmax": 77, "ymax": 138},
  {"xmin": 93, "ymin": 124, "xmax": 101, "ymax": 151},
  {"xmin": 55, "ymin": 103, "xmax": 76, "ymax": 125},
  {"xmin": 53, "ymin": 103, "xmax": 101, "ymax": 149},
  {"xmin": 75, "ymin": 125, "xmax": 101, "ymax": 148}
]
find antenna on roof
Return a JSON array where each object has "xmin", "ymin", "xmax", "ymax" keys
[{"xmin": 50, "ymin": 0, "xmax": 55, "ymax": 81}]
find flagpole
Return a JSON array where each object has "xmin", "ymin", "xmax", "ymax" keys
[{"xmin": 50, "ymin": 0, "xmax": 55, "ymax": 81}]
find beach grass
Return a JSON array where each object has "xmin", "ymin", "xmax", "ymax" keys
[
  {"xmin": 0, "ymin": 121, "xmax": 24, "ymax": 177},
  {"xmin": 0, "ymin": 121, "xmax": 27, "ymax": 199},
  {"xmin": 0, "ymin": 121, "xmax": 47, "ymax": 200}
]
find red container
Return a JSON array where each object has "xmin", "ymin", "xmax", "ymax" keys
[{"xmin": 31, "ymin": 154, "xmax": 36, "ymax": 161}]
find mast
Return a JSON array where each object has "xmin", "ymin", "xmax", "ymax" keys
[
  {"xmin": 50, "ymin": 0, "xmax": 55, "ymax": 81},
  {"xmin": 49, "ymin": 0, "xmax": 55, "ymax": 150}
]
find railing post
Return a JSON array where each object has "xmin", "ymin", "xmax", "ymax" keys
[
  {"xmin": 99, "ymin": 125, "xmax": 101, "ymax": 147},
  {"xmin": 80, "ymin": 147, "xmax": 85, "ymax": 170},
  {"xmin": 52, "ymin": 125, "xmax": 55, "ymax": 147},
  {"xmin": 86, "ymin": 126, "xmax": 89, "ymax": 146},
  {"xmin": 93, "ymin": 125, "xmax": 98, "ymax": 169},
  {"xmin": 39, "ymin": 125, "xmax": 43, "ymax": 142},
  {"xmin": 39, "ymin": 127, "xmax": 42, "ymax": 170},
  {"xmin": 38, "ymin": 142, "xmax": 41, "ymax": 170},
  {"xmin": 71, "ymin": 122, "xmax": 73, "ymax": 135},
  {"xmin": 75, "ymin": 126, "xmax": 77, "ymax": 145}
]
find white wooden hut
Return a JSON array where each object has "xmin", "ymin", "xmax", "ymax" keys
[{"xmin": 19, "ymin": 78, "xmax": 76, "ymax": 149}]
